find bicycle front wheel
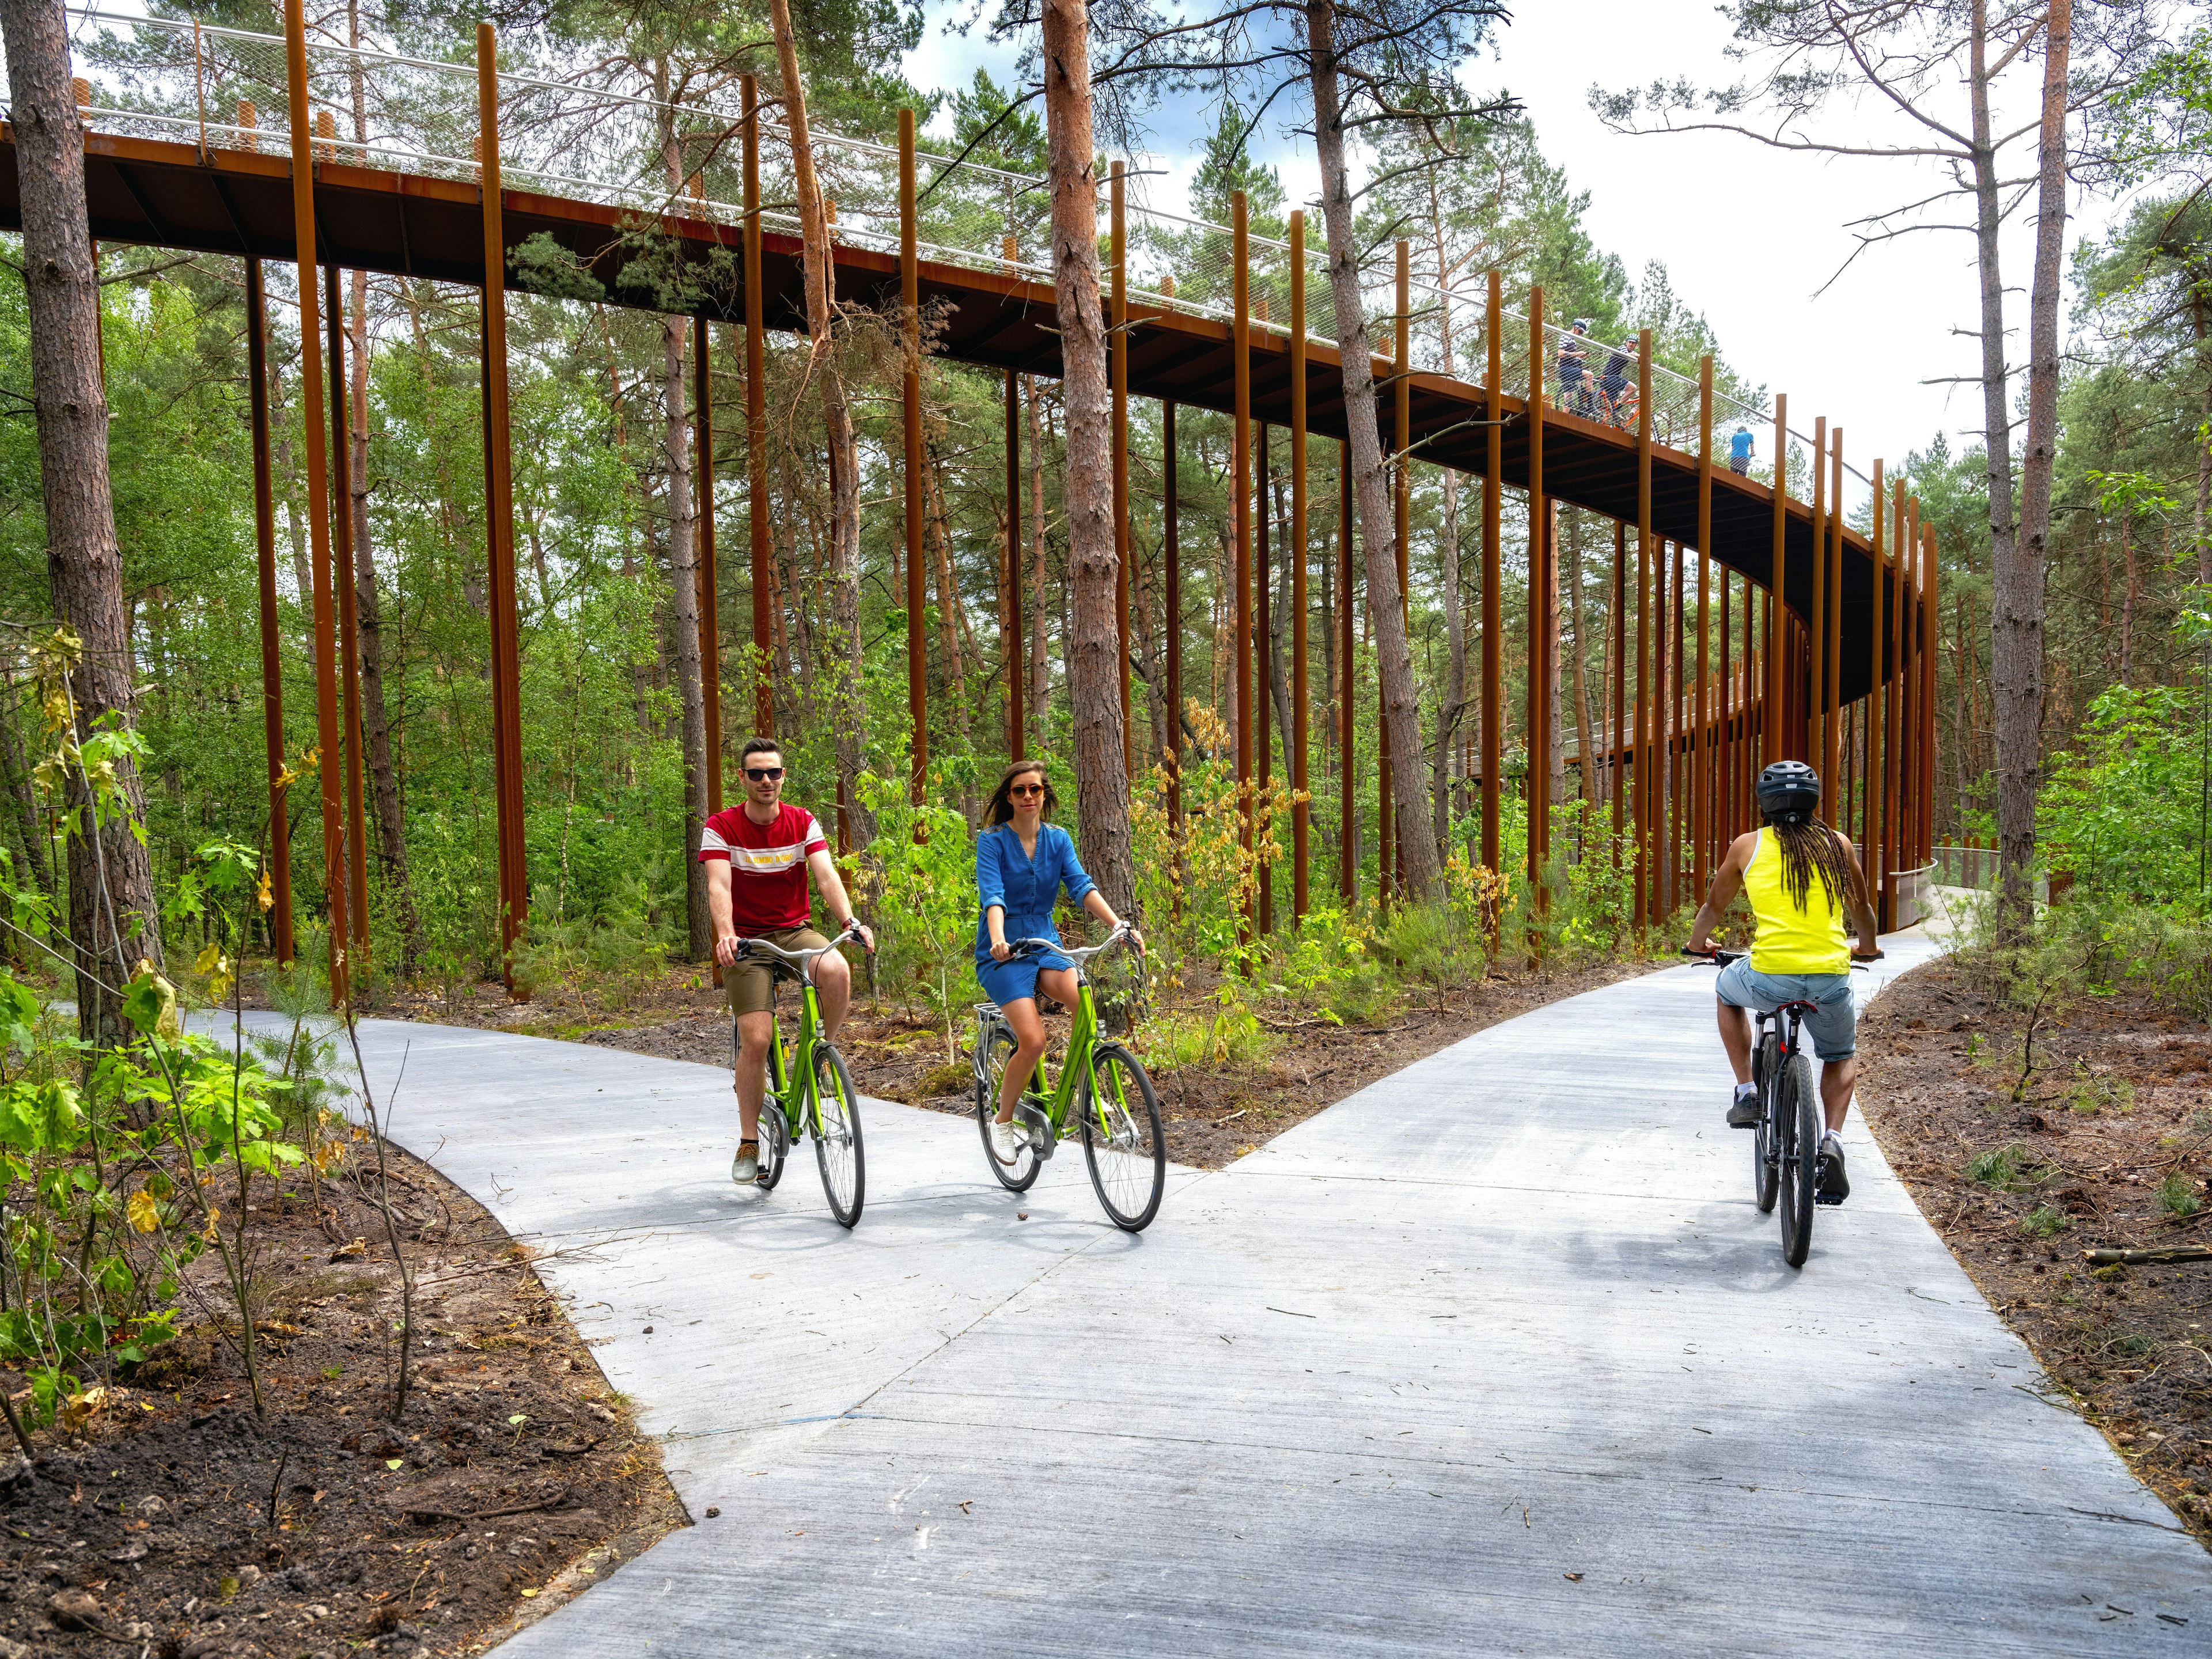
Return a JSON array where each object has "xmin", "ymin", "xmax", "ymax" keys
[
  {"xmin": 757, "ymin": 1098, "xmax": 790, "ymax": 1191},
  {"xmin": 1777, "ymin": 1046, "xmax": 1818, "ymax": 1268},
  {"xmin": 974, "ymin": 1022, "xmax": 1041, "ymax": 1192},
  {"xmin": 1080, "ymin": 1044, "xmax": 1165, "ymax": 1233},
  {"xmin": 811, "ymin": 1044, "xmax": 865, "ymax": 1228}
]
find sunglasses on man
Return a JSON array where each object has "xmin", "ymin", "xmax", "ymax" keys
[{"xmin": 745, "ymin": 766, "xmax": 785, "ymax": 782}]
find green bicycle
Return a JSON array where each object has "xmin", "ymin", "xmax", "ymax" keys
[
  {"xmin": 732, "ymin": 925, "xmax": 866, "ymax": 1229},
  {"xmin": 971, "ymin": 926, "xmax": 1166, "ymax": 1232}
]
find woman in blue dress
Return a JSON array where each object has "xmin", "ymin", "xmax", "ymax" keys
[{"xmin": 974, "ymin": 759, "xmax": 1140, "ymax": 1164}]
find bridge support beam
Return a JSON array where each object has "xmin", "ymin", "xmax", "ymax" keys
[
  {"xmin": 476, "ymin": 21, "xmax": 527, "ymax": 987},
  {"xmin": 1920, "ymin": 524, "xmax": 1938, "ymax": 869},
  {"xmin": 323, "ymin": 266, "xmax": 370, "ymax": 950},
  {"xmin": 743, "ymin": 75, "xmax": 771, "ymax": 738},
  {"xmin": 1111, "ymin": 161, "xmax": 1131, "ymax": 778},
  {"xmin": 1232, "ymin": 193, "xmax": 1252, "ymax": 923},
  {"xmin": 1006, "ymin": 367, "xmax": 1024, "ymax": 760},
  {"xmin": 1338, "ymin": 443, "xmax": 1354, "ymax": 906},
  {"xmin": 695, "ymin": 319, "xmax": 721, "ymax": 815},
  {"xmin": 1867, "ymin": 459, "xmax": 1885, "ymax": 892},
  {"xmin": 1808, "ymin": 416, "xmax": 1827, "ymax": 782},
  {"xmin": 1482, "ymin": 272, "xmax": 1502, "ymax": 878},
  {"xmin": 1827, "ymin": 434, "xmax": 1844, "ymax": 827},
  {"xmin": 1694, "ymin": 357, "xmax": 1713, "ymax": 897},
  {"xmin": 1393, "ymin": 246, "xmax": 1412, "ymax": 906},
  {"xmin": 899, "ymin": 109, "xmax": 924, "ymax": 807},
  {"xmin": 1612, "ymin": 518, "xmax": 1626, "ymax": 854},
  {"xmin": 1289, "ymin": 210, "xmax": 1309, "ymax": 924},
  {"xmin": 283, "ymin": 0, "xmax": 350, "ymax": 1001},
  {"xmin": 1164, "ymin": 396, "xmax": 1179, "ymax": 825},
  {"xmin": 244, "ymin": 256, "xmax": 294, "ymax": 964},
  {"xmin": 1257, "ymin": 422, "xmax": 1272, "ymax": 935},
  {"xmin": 1634, "ymin": 329, "xmax": 1652, "ymax": 930}
]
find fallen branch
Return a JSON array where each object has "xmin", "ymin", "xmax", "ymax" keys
[
  {"xmin": 2081, "ymin": 1246, "xmax": 2212, "ymax": 1267},
  {"xmin": 396, "ymin": 1484, "xmax": 570, "ymax": 1523}
]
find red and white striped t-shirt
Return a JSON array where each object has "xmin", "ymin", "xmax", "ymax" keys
[{"xmin": 697, "ymin": 804, "xmax": 828, "ymax": 933}]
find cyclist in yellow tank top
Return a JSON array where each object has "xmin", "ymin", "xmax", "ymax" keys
[{"xmin": 1687, "ymin": 761, "xmax": 1882, "ymax": 1202}]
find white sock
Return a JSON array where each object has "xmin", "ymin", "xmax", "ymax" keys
[
  {"xmin": 1733, "ymin": 1082, "xmax": 1757, "ymax": 1100},
  {"xmin": 1822, "ymin": 1128, "xmax": 1843, "ymax": 1148}
]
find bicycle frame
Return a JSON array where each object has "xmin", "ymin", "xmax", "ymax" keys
[
  {"xmin": 757, "ymin": 974, "xmax": 830, "ymax": 1140},
  {"xmin": 975, "ymin": 941, "xmax": 1133, "ymax": 1147}
]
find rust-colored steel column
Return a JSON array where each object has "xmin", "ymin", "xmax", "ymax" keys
[
  {"xmin": 1807, "ymin": 417, "xmax": 1827, "ymax": 778},
  {"xmin": 1670, "ymin": 537, "xmax": 1685, "ymax": 909},
  {"xmin": 1112, "ymin": 162, "xmax": 1132, "ymax": 774},
  {"xmin": 1007, "ymin": 369, "xmax": 1025, "ymax": 760},
  {"xmin": 245, "ymin": 257, "xmax": 295, "ymax": 963},
  {"xmin": 1634, "ymin": 330, "xmax": 1652, "ymax": 927},
  {"xmin": 323, "ymin": 266, "xmax": 370, "ymax": 948},
  {"xmin": 743, "ymin": 76, "xmax": 772, "ymax": 737},
  {"xmin": 1903, "ymin": 495, "xmax": 1922, "ymax": 870},
  {"xmin": 1768, "ymin": 395, "xmax": 1788, "ymax": 766},
  {"xmin": 1612, "ymin": 519, "xmax": 1627, "ymax": 853},
  {"xmin": 1233, "ymin": 196, "xmax": 1255, "ymax": 918},
  {"xmin": 1339, "ymin": 444, "xmax": 1355, "ymax": 903},
  {"xmin": 1867, "ymin": 459, "xmax": 1885, "ymax": 885},
  {"xmin": 285, "ymin": 0, "xmax": 350, "ymax": 997},
  {"xmin": 1164, "ymin": 399, "xmax": 1179, "ymax": 818},
  {"xmin": 900, "ymin": 110, "xmax": 926, "ymax": 805},
  {"xmin": 1886, "ymin": 482, "xmax": 1906, "ymax": 895},
  {"xmin": 695, "ymin": 320, "xmax": 723, "ymax": 813},
  {"xmin": 1257, "ymin": 424, "xmax": 1274, "ymax": 935},
  {"xmin": 1694, "ymin": 359, "xmax": 1713, "ymax": 893},
  {"xmin": 1718, "ymin": 566, "xmax": 1732, "ymax": 854},
  {"xmin": 1826, "ymin": 434, "xmax": 1844, "ymax": 822},
  {"xmin": 1390, "ymin": 247, "xmax": 1413, "ymax": 898},
  {"xmin": 477, "ymin": 22, "xmax": 528, "ymax": 979},
  {"xmin": 1527, "ymin": 287, "xmax": 1548, "ymax": 898},
  {"xmin": 1921, "ymin": 525, "xmax": 1938, "ymax": 864},
  {"xmin": 1482, "ymin": 271, "xmax": 1503, "ymax": 874},
  {"xmin": 1290, "ymin": 211, "xmax": 1310, "ymax": 921}
]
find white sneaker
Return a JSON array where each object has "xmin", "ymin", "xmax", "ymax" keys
[
  {"xmin": 990, "ymin": 1118, "xmax": 1025, "ymax": 1164},
  {"xmin": 732, "ymin": 1141, "xmax": 760, "ymax": 1184}
]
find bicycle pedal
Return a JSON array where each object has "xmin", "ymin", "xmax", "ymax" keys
[
  {"xmin": 1016, "ymin": 1102, "xmax": 1055, "ymax": 1160},
  {"xmin": 1815, "ymin": 1192, "xmax": 1845, "ymax": 1207}
]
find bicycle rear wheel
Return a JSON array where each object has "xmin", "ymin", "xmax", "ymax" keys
[
  {"xmin": 974, "ymin": 1022, "xmax": 1041, "ymax": 1192},
  {"xmin": 1777, "ymin": 1046, "xmax": 1818, "ymax": 1268},
  {"xmin": 1080, "ymin": 1044, "xmax": 1166, "ymax": 1233},
  {"xmin": 811, "ymin": 1044, "xmax": 865, "ymax": 1228},
  {"xmin": 1752, "ymin": 1034, "xmax": 1779, "ymax": 1214}
]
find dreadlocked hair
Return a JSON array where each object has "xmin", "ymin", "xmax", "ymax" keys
[{"xmin": 1766, "ymin": 811, "xmax": 1861, "ymax": 915}]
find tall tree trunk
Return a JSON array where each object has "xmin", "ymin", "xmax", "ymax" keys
[
  {"xmin": 0, "ymin": 672, "xmax": 51, "ymax": 895},
  {"xmin": 1268, "ymin": 469, "xmax": 1297, "ymax": 780},
  {"xmin": 767, "ymin": 0, "xmax": 873, "ymax": 849},
  {"xmin": 1427, "ymin": 197, "xmax": 1467, "ymax": 853},
  {"xmin": 1039, "ymin": 0, "xmax": 1134, "ymax": 911},
  {"xmin": 272, "ymin": 363, "xmax": 315, "ymax": 603},
  {"xmin": 1, "ymin": 0, "xmax": 165, "ymax": 1044},
  {"xmin": 1306, "ymin": 0, "xmax": 1440, "ymax": 900},
  {"xmin": 1997, "ymin": 0, "xmax": 2069, "ymax": 937}
]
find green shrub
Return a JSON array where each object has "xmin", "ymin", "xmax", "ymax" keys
[
  {"xmin": 1968, "ymin": 1143, "xmax": 2031, "ymax": 1190},
  {"xmin": 2020, "ymin": 1205, "xmax": 2071, "ymax": 1238},
  {"xmin": 2156, "ymin": 1172, "xmax": 2203, "ymax": 1219}
]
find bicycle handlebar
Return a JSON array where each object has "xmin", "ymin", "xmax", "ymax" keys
[
  {"xmin": 1680, "ymin": 945, "xmax": 1884, "ymax": 968},
  {"xmin": 1001, "ymin": 923, "xmax": 1141, "ymax": 965},
  {"xmin": 732, "ymin": 919, "xmax": 869, "ymax": 979}
]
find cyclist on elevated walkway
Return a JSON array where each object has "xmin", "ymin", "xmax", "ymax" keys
[{"xmin": 1686, "ymin": 760, "xmax": 1882, "ymax": 1203}]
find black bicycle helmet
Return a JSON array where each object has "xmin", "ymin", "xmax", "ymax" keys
[{"xmin": 1756, "ymin": 760, "xmax": 1821, "ymax": 823}]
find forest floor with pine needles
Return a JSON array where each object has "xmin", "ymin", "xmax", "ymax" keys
[
  {"xmin": 0, "ymin": 1139, "xmax": 685, "ymax": 1658},
  {"xmin": 1857, "ymin": 960, "xmax": 2212, "ymax": 1550}
]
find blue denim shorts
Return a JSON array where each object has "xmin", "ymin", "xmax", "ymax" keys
[{"xmin": 1716, "ymin": 960, "xmax": 1858, "ymax": 1060}]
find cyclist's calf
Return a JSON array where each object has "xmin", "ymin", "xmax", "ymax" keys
[{"xmin": 813, "ymin": 947, "xmax": 853, "ymax": 1036}]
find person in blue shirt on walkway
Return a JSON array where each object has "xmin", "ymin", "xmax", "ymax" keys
[
  {"xmin": 974, "ymin": 759, "xmax": 1140, "ymax": 1165},
  {"xmin": 1729, "ymin": 424, "xmax": 1755, "ymax": 475}
]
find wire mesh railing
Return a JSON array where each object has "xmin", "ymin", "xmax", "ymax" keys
[{"xmin": 25, "ymin": 6, "xmax": 1878, "ymax": 528}]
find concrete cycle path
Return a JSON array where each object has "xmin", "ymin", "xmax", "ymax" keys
[{"xmin": 312, "ymin": 929, "xmax": 2208, "ymax": 1655}]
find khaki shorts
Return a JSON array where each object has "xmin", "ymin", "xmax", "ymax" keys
[{"xmin": 725, "ymin": 927, "xmax": 831, "ymax": 1018}]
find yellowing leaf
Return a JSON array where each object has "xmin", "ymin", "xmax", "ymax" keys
[
  {"xmin": 256, "ymin": 869, "xmax": 274, "ymax": 913},
  {"xmin": 126, "ymin": 1190, "xmax": 159, "ymax": 1233},
  {"xmin": 194, "ymin": 942, "xmax": 222, "ymax": 976},
  {"xmin": 385, "ymin": 1458, "xmax": 403, "ymax": 1470}
]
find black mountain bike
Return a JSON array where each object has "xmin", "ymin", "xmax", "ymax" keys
[{"xmin": 1683, "ymin": 948, "xmax": 1875, "ymax": 1268}]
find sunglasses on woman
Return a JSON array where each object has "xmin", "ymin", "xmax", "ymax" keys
[
  {"xmin": 1010, "ymin": 783, "xmax": 1046, "ymax": 798},
  {"xmin": 745, "ymin": 766, "xmax": 785, "ymax": 782}
]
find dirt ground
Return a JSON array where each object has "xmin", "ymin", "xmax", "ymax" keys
[
  {"xmin": 0, "ymin": 1141, "xmax": 685, "ymax": 1657},
  {"xmin": 1855, "ymin": 959, "xmax": 2212, "ymax": 1546},
  {"xmin": 550, "ymin": 956, "xmax": 1662, "ymax": 1168}
]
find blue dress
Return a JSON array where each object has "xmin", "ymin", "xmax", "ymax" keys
[{"xmin": 974, "ymin": 821, "xmax": 1096, "ymax": 1006}]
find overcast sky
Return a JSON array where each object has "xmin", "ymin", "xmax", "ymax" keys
[{"xmin": 907, "ymin": 0, "xmax": 2118, "ymax": 476}]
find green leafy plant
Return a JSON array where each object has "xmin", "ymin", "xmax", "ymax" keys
[
  {"xmin": 859, "ymin": 768, "xmax": 980, "ymax": 1066},
  {"xmin": 2156, "ymin": 1172, "xmax": 2203, "ymax": 1219},
  {"xmin": 1968, "ymin": 1143, "xmax": 2032, "ymax": 1190},
  {"xmin": 2020, "ymin": 1205, "xmax": 2071, "ymax": 1238}
]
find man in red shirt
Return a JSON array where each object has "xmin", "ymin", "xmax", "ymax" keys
[{"xmin": 699, "ymin": 738, "xmax": 873, "ymax": 1184}]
